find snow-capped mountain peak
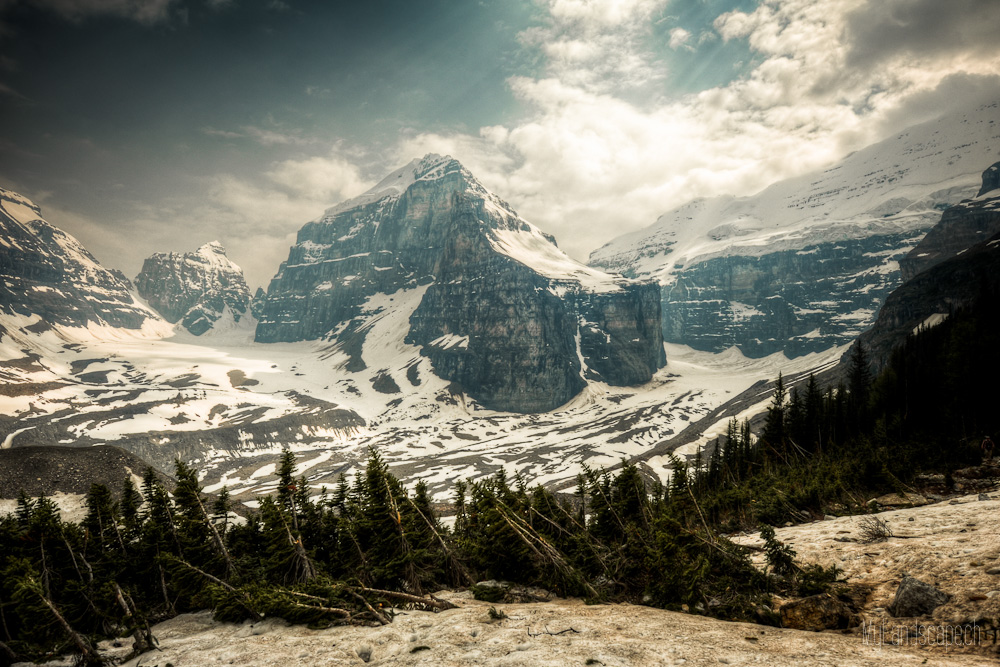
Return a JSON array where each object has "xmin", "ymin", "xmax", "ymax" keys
[
  {"xmin": 0, "ymin": 186, "xmax": 164, "ymax": 336},
  {"xmin": 257, "ymin": 156, "xmax": 665, "ymax": 412}
]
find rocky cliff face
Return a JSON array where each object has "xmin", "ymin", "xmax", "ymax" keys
[
  {"xmin": 654, "ymin": 230, "xmax": 924, "ymax": 357},
  {"xmin": 591, "ymin": 100, "xmax": 1000, "ymax": 357},
  {"xmin": 899, "ymin": 162, "xmax": 1000, "ymax": 281},
  {"xmin": 0, "ymin": 187, "xmax": 156, "ymax": 331},
  {"xmin": 257, "ymin": 155, "xmax": 664, "ymax": 413},
  {"xmin": 135, "ymin": 241, "xmax": 252, "ymax": 335}
]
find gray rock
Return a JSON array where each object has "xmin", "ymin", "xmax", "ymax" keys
[
  {"xmin": 887, "ymin": 575, "xmax": 949, "ymax": 617},
  {"xmin": 858, "ymin": 190, "xmax": 1000, "ymax": 371},
  {"xmin": 900, "ymin": 163, "xmax": 1000, "ymax": 281},
  {"xmin": 978, "ymin": 493, "xmax": 990, "ymax": 501},
  {"xmin": 985, "ymin": 567, "xmax": 1000, "ymax": 575},
  {"xmin": 977, "ymin": 161, "xmax": 1000, "ymax": 197},
  {"xmin": 642, "ymin": 233, "xmax": 923, "ymax": 357}
]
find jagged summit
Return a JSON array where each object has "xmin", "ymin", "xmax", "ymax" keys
[
  {"xmin": 135, "ymin": 241, "xmax": 252, "ymax": 336},
  {"xmin": 198, "ymin": 239, "xmax": 226, "ymax": 255},
  {"xmin": 257, "ymin": 156, "xmax": 664, "ymax": 413}
]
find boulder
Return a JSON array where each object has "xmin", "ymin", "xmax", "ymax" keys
[
  {"xmin": 888, "ymin": 576, "xmax": 949, "ymax": 617},
  {"xmin": 871, "ymin": 492, "xmax": 929, "ymax": 508},
  {"xmin": 779, "ymin": 594, "xmax": 854, "ymax": 631},
  {"xmin": 470, "ymin": 580, "xmax": 551, "ymax": 604}
]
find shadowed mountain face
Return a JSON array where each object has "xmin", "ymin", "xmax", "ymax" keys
[
  {"xmin": 856, "ymin": 173, "xmax": 1000, "ymax": 372},
  {"xmin": 135, "ymin": 241, "xmax": 253, "ymax": 335},
  {"xmin": 0, "ymin": 188, "xmax": 155, "ymax": 332},
  {"xmin": 256, "ymin": 155, "xmax": 664, "ymax": 413}
]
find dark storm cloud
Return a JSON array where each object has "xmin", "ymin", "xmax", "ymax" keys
[{"xmin": 845, "ymin": 0, "xmax": 1000, "ymax": 67}]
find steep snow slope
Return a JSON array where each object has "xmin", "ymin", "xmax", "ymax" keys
[
  {"xmin": 592, "ymin": 101, "xmax": 1000, "ymax": 280},
  {"xmin": 590, "ymin": 100, "xmax": 1000, "ymax": 357},
  {"xmin": 0, "ymin": 187, "xmax": 165, "ymax": 332}
]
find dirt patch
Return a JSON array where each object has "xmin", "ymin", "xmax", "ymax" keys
[
  {"xmin": 227, "ymin": 369, "xmax": 260, "ymax": 388},
  {"xmin": 0, "ymin": 381, "xmax": 66, "ymax": 396}
]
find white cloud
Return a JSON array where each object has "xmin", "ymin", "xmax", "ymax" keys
[
  {"xmin": 202, "ymin": 125, "xmax": 310, "ymax": 146},
  {"xmin": 384, "ymin": 0, "xmax": 1000, "ymax": 264},
  {"xmin": 51, "ymin": 148, "xmax": 373, "ymax": 290},
  {"xmin": 668, "ymin": 27, "xmax": 691, "ymax": 51},
  {"xmin": 524, "ymin": 0, "xmax": 670, "ymax": 92}
]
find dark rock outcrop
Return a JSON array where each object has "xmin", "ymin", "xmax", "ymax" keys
[
  {"xmin": 856, "ymin": 223, "xmax": 1000, "ymax": 371},
  {"xmin": 899, "ymin": 164, "xmax": 1000, "ymax": 281},
  {"xmin": 779, "ymin": 593, "xmax": 854, "ymax": 631},
  {"xmin": 978, "ymin": 161, "xmax": 1000, "ymax": 197},
  {"xmin": 0, "ymin": 187, "xmax": 155, "ymax": 330},
  {"xmin": 135, "ymin": 241, "xmax": 252, "ymax": 335},
  {"xmin": 256, "ymin": 155, "xmax": 664, "ymax": 413},
  {"xmin": 888, "ymin": 575, "xmax": 949, "ymax": 617}
]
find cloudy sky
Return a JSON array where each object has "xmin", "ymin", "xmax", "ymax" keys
[{"xmin": 1, "ymin": 0, "xmax": 999, "ymax": 288}]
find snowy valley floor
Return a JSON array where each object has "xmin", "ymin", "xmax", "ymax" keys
[
  {"xmin": 0, "ymin": 308, "xmax": 846, "ymax": 503},
  {"xmin": 21, "ymin": 491, "xmax": 999, "ymax": 667}
]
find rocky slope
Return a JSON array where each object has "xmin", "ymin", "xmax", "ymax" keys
[
  {"xmin": 899, "ymin": 161, "xmax": 1000, "ymax": 281},
  {"xmin": 0, "ymin": 187, "xmax": 158, "ymax": 332},
  {"xmin": 135, "ymin": 241, "xmax": 252, "ymax": 335},
  {"xmin": 590, "ymin": 100, "xmax": 1000, "ymax": 357},
  {"xmin": 0, "ymin": 445, "xmax": 161, "ymax": 498},
  {"xmin": 257, "ymin": 154, "xmax": 664, "ymax": 413}
]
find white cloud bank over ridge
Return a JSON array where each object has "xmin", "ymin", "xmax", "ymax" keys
[{"xmin": 395, "ymin": 0, "xmax": 1000, "ymax": 263}]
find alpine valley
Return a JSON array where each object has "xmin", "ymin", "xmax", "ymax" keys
[{"xmin": 1, "ymin": 99, "xmax": 998, "ymax": 513}]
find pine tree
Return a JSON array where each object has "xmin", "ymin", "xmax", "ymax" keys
[{"xmin": 761, "ymin": 373, "xmax": 787, "ymax": 462}]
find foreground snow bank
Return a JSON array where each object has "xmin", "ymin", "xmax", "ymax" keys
[{"xmin": 21, "ymin": 590, "xmax": 993, "ymax": 667}]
